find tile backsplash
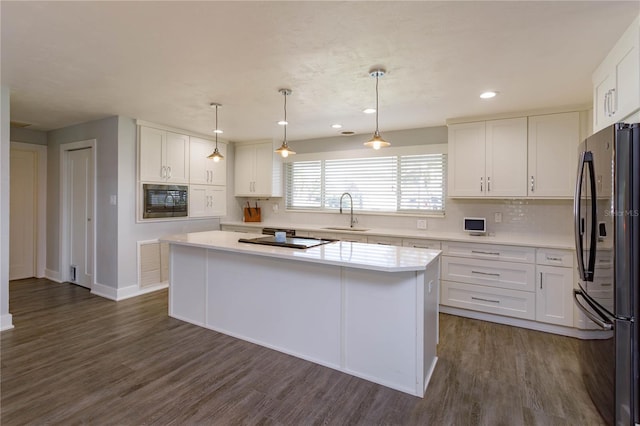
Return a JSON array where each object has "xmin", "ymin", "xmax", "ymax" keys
[{"xmin": 231, "ymin": 197, "xmax": 574, "ymax": 239}]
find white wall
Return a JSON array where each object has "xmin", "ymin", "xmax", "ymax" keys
[{"xmin": 1, "ymin": 86, "xmax": 14, "ymax": 330}]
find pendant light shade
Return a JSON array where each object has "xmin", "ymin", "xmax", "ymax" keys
[
  {"xmin": 275, "ymin": 88, "xmax": 295, "ymax": 158},
  {"xmin": 207, "ymin": 102, "xmax": 224, "ymax": 162},
  {"xmin": 364, "ymin": 68, "xmax": 391, "ymax": 150}
]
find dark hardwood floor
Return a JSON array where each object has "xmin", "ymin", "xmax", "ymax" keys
[{"xmin": 1, "ymin": 278, "xmax": 605, "ymax": 425}]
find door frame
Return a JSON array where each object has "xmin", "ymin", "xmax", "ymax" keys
[
  {"xmin": 10, "ymin": 142, "xmax": 47, "ymax": 278},
  {"xmin": 59, "ymin": 139, "xmax": 96, "ymax": 286}
]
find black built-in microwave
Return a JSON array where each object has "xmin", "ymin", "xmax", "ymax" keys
[{"xmin": 143, "ymin": 184, "xmax": 188, "ymax": 219}]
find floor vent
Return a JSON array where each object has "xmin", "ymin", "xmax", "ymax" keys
[{"xmin": 138, "ymin": 240, "xmax": 169, "ymax": 288}]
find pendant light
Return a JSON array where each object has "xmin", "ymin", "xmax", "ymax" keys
[
  {"xmin": 364, "ymin": 68, "xmax": 390, "ymax": 150},
  {"xmin": 275, "ymin": 88, "xmax": 295, "ymax": 158},
  {"xmin": 207, "ymin": 102, "xmax": 224, "ymax": 162}
]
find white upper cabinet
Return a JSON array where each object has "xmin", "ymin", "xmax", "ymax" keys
[
  {"xmin": 593, "ymin": 15, "xmax": 640, "ymax": 132},
  {"xmin": 139, "ymin": 126, "xmax": 189, "ymax": 184},
  {"xmin": 189, "ymin": 185, "xmax": 227, "ymax": 218},
  {"xmin": 485, "ymin": 118, "xmax": 528, "ymax": 197},
  {"xmin": 447, "ymin": 122, "xmax": 486, "ymax": 197},
  {"xmin": 189, "ymin": 137, "xmax": 227, "ymax": 185},
  {"xmin": 234, "ymin": 141, "xmax": 283, "ymax": 197},
  {"xmin": 527, "ymin": 112, "xmax": 580, "ymax": 197},
  {"xmin": 448, "ymin": 117, "xmax": 527, "ymax": 197}
]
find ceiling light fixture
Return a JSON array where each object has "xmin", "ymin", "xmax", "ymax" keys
[
  {"xmin": 362, "ymin": 108, "xmax": 376, "ymax": 114},
  {"xmin": 207, "ymin": 102, "xmax": 224, "ymax": 162},
  {"xmin": 480, "ymin": 91, "xmax": 497, "ymax": 99},
  {"xmin": 331, "ymin": 124, "xmax": 343, "ymax": 129},
  {"xmin": 275, "ymin": 88, "xmax": 295, "ymax": 158},
  {"xmin": 364, "ymin": 68, "xmax": 390, "ymax": 150}
]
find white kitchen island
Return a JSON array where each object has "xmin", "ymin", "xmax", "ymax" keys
[{"xmin": 161, "ymin": 230, "xmax": 441, "ymax": 397}]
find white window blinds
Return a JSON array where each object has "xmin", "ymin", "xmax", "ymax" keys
[{"xmin": 286, "ymin": 153, "xmax": 446, "ymax": 214}]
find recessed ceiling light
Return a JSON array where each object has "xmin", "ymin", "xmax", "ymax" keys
[
  {"xmin": 213, "ymin": 129, "xmax": 223, "ymax": 134},
  {"xmin": 331, "ymin": 124, "xmax": 343, "ymax": 129},
  {"xmin": 480, "ymin": 91, "xmax": 498, "ymax": 99},
  {"xmin": 277, "ymin": 120, "xmax": 288, "ymax": 126},
  {"xmin": 362, "ymin": 108, "xmax": 376, "ymax": 114}
]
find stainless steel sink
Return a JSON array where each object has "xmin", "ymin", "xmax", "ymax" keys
[{"xmin": 322, "ymin": 227, "xmax": 370, "ymax": 232}]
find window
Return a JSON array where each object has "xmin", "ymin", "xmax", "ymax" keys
[{"xmin": 285, "ymin": 152, "xmax": 446, "ymax": 214}]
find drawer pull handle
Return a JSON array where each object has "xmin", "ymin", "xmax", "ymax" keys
[
  {"xmin": 471, "ymin": 296, "xmax": 500, "ymax": 304},
  {"xmin": 600, "ymin": 283, "xmax": 612, "ymax": 287},
  {"xmin": 471, "ymin": 270, "xmax": 500, "ymax": 277},
  {"xmin": 471, "ymin": 250, "xmax": 500, "ymax": 256},
  {"xmin": 546, "ymin": 256, "xmax": 562, "ymax": 261}
]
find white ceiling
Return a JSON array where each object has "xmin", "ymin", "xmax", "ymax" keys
[{"xmin": 2, "ymin": 1, "xmax": 639, "ymax": 142}]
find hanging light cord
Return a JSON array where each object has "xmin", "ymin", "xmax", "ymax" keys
[
  {"xmin": 283, "ymin": 91, "xmax": 288, "ymax": 144},
  {"xmin": 215, "ymin": 105, "xmax": 219, "ymax": 149},
  {"xmin": 375, "ymin": 73, "xmax": 380, "ymax": 134}
]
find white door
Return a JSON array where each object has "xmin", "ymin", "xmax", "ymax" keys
[
  {"xmin": 9, "ymin": 149, "xmax": 36, "ymax": 280},
  {"xmin": 68, "ymin": 148, "xmax": 94, "ymax": 288}
]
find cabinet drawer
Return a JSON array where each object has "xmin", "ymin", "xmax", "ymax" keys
[
  {"xmin": 441, "ymin": 280, "xmax": 535, "ymax": 320},
  {"xmin": 442, "ymin": 242, "xmax": 535, "ymax": 263},
  {"xmin": 402, "ymin": 239, "xmax": 441, "ymax": 250},
  {"xmin": 337, "ymin": 234, "xmax": 368, "ymax": 243},
  {"xmin": 366, "ymin": 236, "xmax": 402, "ymax": 246},
  {"xmin": 442, "ymin": 256, "xmax": 535, "ymax": 292},
  {"xmin": 536, "ymin": 248, "xmax": 574, "ymax": 267}
]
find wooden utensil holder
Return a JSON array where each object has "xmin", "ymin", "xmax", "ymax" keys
[{"xmin": 244, "ymin": 207, "xmax": 261, "ymax": 222}]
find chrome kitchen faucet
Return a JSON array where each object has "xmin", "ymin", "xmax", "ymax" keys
[{"xmin": 339, "ymin": 192, "xmax": 358, "ymax": 228}]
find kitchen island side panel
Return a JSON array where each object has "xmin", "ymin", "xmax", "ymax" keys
[
  {"xmin": 169, "ymin": 244, "xmax": 207, "ymax": 326},
  {"xmin": 205, "ymin": 249, "xmax": 342, "ymax": 368},
  {"xmin": 343, "ymin": 268, "xmax": 424, "ymax": 395}
]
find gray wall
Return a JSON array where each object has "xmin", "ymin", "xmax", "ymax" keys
[
  {"xmin": 290, "ymin": 126, "xmax": 448, "ymax": 154},
  {"xmin": 47, "ymin": 116, "xmax": 120, "ymax": 287},
  {"xmin": 10, "ymin": 127, "xmax": 47, "ymax": 145}
]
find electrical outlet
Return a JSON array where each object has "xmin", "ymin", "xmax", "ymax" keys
[
  {"xmin": 417, "ymin": 219, "xmax": 427, "ymax": 229},
  {"xmin": 494, "ymin": 212, "xmax": 502, "ymax": 223}
]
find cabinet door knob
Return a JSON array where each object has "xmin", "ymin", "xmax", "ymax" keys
[
  {"xmin": 487, "ymin": 176, "xmax": 491, "ymax": 192},
  {"xmin": 480, "ymin": 177, "xmax": 483, "ymax": 192}
]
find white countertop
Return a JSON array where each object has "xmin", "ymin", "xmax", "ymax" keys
[
  {"xmin": 161, "ymin": 230, "xmax": 441, "ymax": 273},
  {"xmin": 220, "ymin": 221, "xmax": 575, "ymax": 250}
]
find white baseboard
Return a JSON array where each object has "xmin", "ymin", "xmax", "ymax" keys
[
  {"xmin": 45, "ymin": 268, "xmax": 62, "ymax": 283},
  {"xmin": 439, "ymin": 306, "xmax": 611, "ymax": 340},
  {"xmin": 91, "ymin": 282, "xmax": 168, "ymax": 301},
  {"xmin": 0, "ymin": 313, "xmax": 14, "ymax": 331},
  {"xmin": 91, "ymin": 282, "xmax": 118, "ymax": 300}
]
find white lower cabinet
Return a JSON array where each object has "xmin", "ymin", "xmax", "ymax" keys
[
  {"xmin": 441, "ymin": 242, "xmax": 577, "ymax": 331},
  {"xmin": 402, "ymin": 239, "xmax": 441, "ymax": 250},
  {"xmin": 535, "ymin": 265, "xmax": 574, "ymax": 326},
  {"xmin": 189, "ymin": 185, "xmax": 226, "ymax": 218},
  {"xmin": 366, "ymin": 235, "xmax": 402, "ymax": 246},
  {"xmin": 440, "ymin": 242, "xmax": 536, "ymax": 320},
  {"xmin": 441, "ymin": 280, "xmax": 535, "ymax": 320}
]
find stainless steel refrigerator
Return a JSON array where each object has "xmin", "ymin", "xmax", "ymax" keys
[{"xmin": 573, "ymin": 122, "xmax": 639, "ymax": 425}]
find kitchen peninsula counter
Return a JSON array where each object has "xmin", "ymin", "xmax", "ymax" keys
[{"xmin": 162, "ymin": 230, "xmax": 441, "ymax": 397}]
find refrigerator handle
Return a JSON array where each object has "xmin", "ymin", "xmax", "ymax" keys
[
  {"xmin": 574, "ymin": 151, "xmax": 587, "ymax": 281},
  {"xmin": 585, "ymin": 155, "xmax": 598, "ymax": 281},
  {"xmin": 573, "ymin": 289, "xmax": 613, "ymax": 331}
]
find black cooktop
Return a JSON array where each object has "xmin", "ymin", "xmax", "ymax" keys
[{"xmin": 238, "ymin": 236, "xmax": 335, "ymax": 249}]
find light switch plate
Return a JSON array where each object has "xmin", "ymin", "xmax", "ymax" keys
[
  {"xmin": 494, "ymin": 212, "xmax": 502, "ymax": 223},
  {"xmin": 417, "ymin": 219, "xmax": 427, "ymax": 229}
]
